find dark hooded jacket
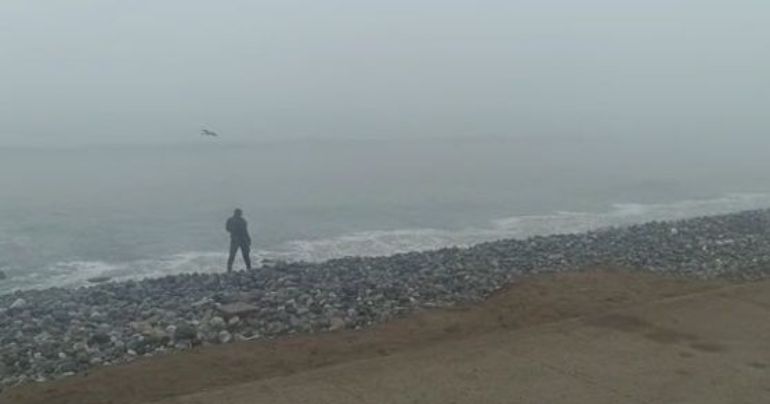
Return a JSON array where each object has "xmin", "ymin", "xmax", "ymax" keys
[{"xmin": 226, "ymin": 216, "xmax": 251, "ymax": 245}]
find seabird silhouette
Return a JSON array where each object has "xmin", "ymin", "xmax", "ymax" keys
[{"xmin": 201, "ymin": 129, "xmax": 219, "ymax": 137}]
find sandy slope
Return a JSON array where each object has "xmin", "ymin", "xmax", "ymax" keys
[{"xmin": 5, "ymin": 269, "xmax": 769, "ymax": 404}]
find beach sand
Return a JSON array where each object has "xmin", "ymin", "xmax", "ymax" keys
[{"xmin": 7, "ymin": 268, "xmax": 768, "ymax": 403}]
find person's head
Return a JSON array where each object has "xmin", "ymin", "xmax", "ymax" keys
[{"xmin": 234, "ymin": 208, "xmax": 243, "ymax": 217}]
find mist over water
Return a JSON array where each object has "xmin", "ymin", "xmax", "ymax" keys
[{"xmin": 2, "ymin": 135, "xmax": 770, "ymax": 293}]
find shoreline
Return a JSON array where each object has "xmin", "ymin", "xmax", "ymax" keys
[
  {"xmin": 2, "ymin": 209, "xmax": 770, "ymax": 388},
  {"xmin": 6, "ymin": 192, "xmax": 770, "ymax": 294}
]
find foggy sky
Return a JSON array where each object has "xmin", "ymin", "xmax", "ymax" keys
[{"xmin": 1, "ymin": 0, "xmax": 768, "ymax": 146}]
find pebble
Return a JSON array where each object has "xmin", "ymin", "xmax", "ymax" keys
[
  {"xmin": 9, "ymin": 298, "xmax": 26, "ymax": 310},
  {"xmin": 86, "ymin": 276, "xmax": 112, "ymax": 284},
  {"xmin": 174, "ymin": 324, "xmax": 197, "ymax": 341},
  {"xmin": 218, "ymin": 331, "xmax": 233, "ymax": 344},
  {"xmin": 329, "ymin": 317, "xmax": 346, "ymax": 332},
  {"xmin": 209, "ymin": 317, "xmax": 226, "ymax": 330}
]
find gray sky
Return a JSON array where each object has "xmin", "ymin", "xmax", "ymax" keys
[{"xmin": 1, "ymin": 0, "xmax": 768, "ymax": 146}]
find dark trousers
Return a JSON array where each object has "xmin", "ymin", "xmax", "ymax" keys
[{"xmin": 228, "ymin": 241, "xmax": 251, "ymax": 271}]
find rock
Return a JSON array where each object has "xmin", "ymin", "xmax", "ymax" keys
[
  {"xmin": 174, "ymin": 341, "xmax": 191, "ymax": 350},
  {"xmin": 260, "ymin": 259, "xmax": 277, "ymax": 268},
  {"xmin": 75, "ymin": 351, "xmax": 91, "ymax": 364},
  {"xmin": 9, "ymin": 298, "xmax": 26, "ymax": 310},
  {"xmin": 217, "ymin": 330, "xmax": 232, "ymax": 344},
  {"xmin": 87, "ymin": 276, "xmax": 112, "ymax": 284},
  {"xmin": 141, "ymin": 328, "xmax": 170, "ymax": 346},
  {"xmin": 58, "ymin": 360, "xmax": 78, "ymax": 373},
  {"xmin": 209, "ymin": 316, "xmax": 226, "ymax": 330},
  {"xmin": 191, "ymin": 297, "xmax": 215, "ymax": 307},
  {"xmin": 88, "ymin": 333, "xmax": 111, "ymax": 346},
  {"xmin": 329, "ymin": 317, "xmax": 346, "ymax": 332},
  {"xmin": 227, "ymin": 316, "xmax": 240, "ymax": 327},
  {"xmin": 235, "ymin": 330, "xmax": 260, "ymax": 341},
  {"xmin": 670, "ymin": 227, "xmax": 679, "ymax": 235},
  {"xmin": 174, "ymin": 323, "xmax": 198, "ymax": 341},
  {"xmin": 130, "ymin": 321, "xmax": 153, "ymax": 334},
  {"xmin": 217, "ymin": 302, "xmax": 258, "ymax": 318},
  {"xmin": 0, "ymin": 270, "xmax": 6, "ymax": 280}
]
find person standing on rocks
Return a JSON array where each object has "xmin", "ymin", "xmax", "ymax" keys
[{"xmin": 226, "ymin": 208, "xmax": 252, "ymax": 272}]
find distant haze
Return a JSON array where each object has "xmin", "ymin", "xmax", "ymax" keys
[{"xmin": 1, "ymin": 0, "xmax": 768, "ymax": 146}]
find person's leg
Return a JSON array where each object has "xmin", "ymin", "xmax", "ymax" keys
[
  {"xmin": 241, "ymin": 243, "xmax": 252, "ymax": 270},
  {"xmin": 227, "ymin": 241, "xmax": 238, "ymax": 272}
]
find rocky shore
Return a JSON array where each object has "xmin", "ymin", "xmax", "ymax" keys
[{"xmin": 3, "ymin": 209, "xmax": 770, "ymax": 388}]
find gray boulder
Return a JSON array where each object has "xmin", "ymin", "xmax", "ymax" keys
[{"xmin": 174, "ymin": 323, "xmax": 198, "ymax": 341}]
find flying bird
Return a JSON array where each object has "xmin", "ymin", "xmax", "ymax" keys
[{"xmin": 201, "ymin": 128, "xmax": 219, "ymax": 137}]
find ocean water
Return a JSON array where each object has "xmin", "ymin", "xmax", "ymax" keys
[{"xmin": 2, "ymin": 136, "xmax": 770, "ymax": 293}]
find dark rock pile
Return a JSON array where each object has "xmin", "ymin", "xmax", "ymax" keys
[{"xmin": 2, "ymin": 209, "xmax": 770, "ymax": 387}]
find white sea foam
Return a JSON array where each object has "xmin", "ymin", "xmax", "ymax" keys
[
  {"xmin": 4, "ymin": 193, "xmax": 770, "ymax": 292},
  {"xmin": 271, "ymin": 193, "xmax": 770, "ymax": 262}
]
